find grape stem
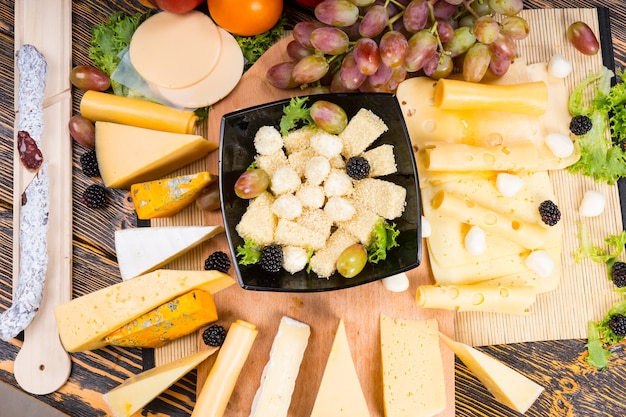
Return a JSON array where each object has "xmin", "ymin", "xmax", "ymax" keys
[
  {"xmin": 461, "ymin": 0, "xmax": 481, "ymax": 20},
  {"xmin": 427, "ymin": 1, "xmax": 448, "ymax": 60}
]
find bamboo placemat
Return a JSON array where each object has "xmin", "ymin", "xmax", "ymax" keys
[{"xmin": 456, "ymin": 7, "xmax": 625, "ymax": 346}]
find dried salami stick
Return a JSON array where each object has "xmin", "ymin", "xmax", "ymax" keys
[{"xmin": 0, "ymin": 44, "xmax": 49, "ymax": 341}]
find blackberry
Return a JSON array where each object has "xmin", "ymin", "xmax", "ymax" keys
[
  {"xmin": 204, "ymin": 251, "xmax": 231, "ymax": 273},
  {"xmin": 80, "ymin": 150, "xmax": 100, "ymax": 177},
  {"xmin": 260, "ymin": 244, "xmax": 283, "ymax": 273},
  {"xmin": 609, "ymin": 314, "xmax": 626, "ymax": 337},
  {"xmin": 538, "ymin": 200, "xmax": 561, "ymax": 226},
  {"xmin": 612, "ymin": 261, "xmax": 626, "ymax": 288},
  {"xmin": 345, "ymin": 156, "xmax": 371, "ymax": 180},
  {"xmin": 569, "ymin": 115, "xmax": 592, "ymax": 136},
  {"xmin": 202, "ymin": 324, "xmax": 227, "ymax": 347},
  {"xmin": 81, "ymin": 184, "xmax": 107, "ymax": 208}
]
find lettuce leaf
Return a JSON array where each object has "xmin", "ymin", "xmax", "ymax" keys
[
  {"xmin": 280, "ymin": 96, "xmax": 313, "ymax": 136},
  {"xmin": 366, "ymin": 218, "xmax": 400, "ymax": 264},
  {"xmin": 236, "ymin": 239, "xmax": 261, "ymax": 265},
  {"xmin": 585, "ymin": 321, "xmax": 612, "ymax": 369}
]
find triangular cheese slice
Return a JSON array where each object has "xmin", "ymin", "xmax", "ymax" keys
[
  {"xmin": 439, "ymin": 333, "xmax": 544, "ymax": 413},
  {"xmin": 103, "ymin": 348, "xmax": 217, "ymax": 417},
  {"xmin": 310, "ymin": 319, "xmax": 370, "ymax": 417},
  {"xmin": 95, "ymin": 121, "xmax": 216, "ymax": 189},
  {"xmin": 115, "ymin": 225, "xmax": 224, "ymax": 280}
]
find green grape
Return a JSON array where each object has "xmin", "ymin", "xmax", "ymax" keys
[
  {"xmin": 443, "ymin": 26, "xmax": 476, "ymax": 58},
  {"xmin": 292, "ymin": 54, "xmax": 330, "ymax": 84},
  {"xmin": 462, "ymin": 42, "xmax": 491, "ymax": 82},
  {"xmin": 404, "ymin": 29, "xmax": 437, "ymax": 72},
  {"xmin": 310, "ymin": 100, "xmax": 348, "ymax": 134},
  {"xmin": 488, "ymin": 0, "xmax": 523, "ymax": 16},
  {"xmin": 234, "ymin": 169, "xmax": 270, "ymax": 199},
  {"xmin": 428, "ymin": 53, "xmax": 453, "ymax": 79},
  {"xmin": 336, "ymin": 243, "xmax": 367, "ymax": 278},
  {"xmin": 471, "ymin": 0, "xmax": 493, "ymax": 16},
  {"xmin": 473, "ymin": 15, "xmax": 500, "ymax": 44},
  {"xmin": 500, "ymin": 16, "xmax": 530, "ymax": 40}
]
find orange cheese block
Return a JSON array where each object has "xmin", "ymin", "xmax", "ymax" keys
[
  {"xmin": 131, "ymin": 172, "xmax": 215, "ymax": 219},
  {"xmin": 104, "ymin": 290, "xmax": 218, "ymax": 348}
]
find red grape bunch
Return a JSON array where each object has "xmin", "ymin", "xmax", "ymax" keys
[{"xmin": 266, "ymin": 0, "xmax": 530, "ymax": 92}]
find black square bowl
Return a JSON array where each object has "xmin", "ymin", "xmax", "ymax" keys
[{"xmin": 219, "ymin": 92, "xmax": 421, "ymax": 292}]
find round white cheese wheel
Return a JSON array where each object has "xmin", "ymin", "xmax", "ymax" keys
[
  {"xmin": 152, "ymin": 28, "xmax": 244, "ymax": 108},
  {"xmin": 129, "ymin": 11, "xmax": 222, "ymax": 89}
]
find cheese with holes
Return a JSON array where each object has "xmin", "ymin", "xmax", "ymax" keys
[
  {"xmin": 131, "ymin": 172, "xmax": 215, "ymax": 219},
  {"xmin": 439, "ymin": 333, "xmax": 544, "ymax": 413},
  {"xmin": 95, "ymin": 121, "xmax": 216, "ymax": 189},
  {"xmin": 417, "ymin": 284, "xmax": 536, "ymax": 314},
  {"xmin": 103, "ymin": 348, "xmax": 218, "ymax": 417},
  {"xmin": 249, "ymin": 317, "xmax": 310, "ymax": 417},
  {"xmin": 380, "ymin": 314, "xmax": 446, "ymax": 417},
  {"xmin": 54, "ymin": 269, "xmax": 234, "ymax": 352},
  {"xmin": 115, "ymin": 225, "xmax": 224, "ymax": 280},
  {"xmin": 105, "ymin": 289, "xmax": 218, "ymax": 348},
  {"xmin": 310, "ymin": 319, "xmax": 370, "ymax": 417}
]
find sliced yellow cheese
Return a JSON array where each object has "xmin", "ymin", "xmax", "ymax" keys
[
  {"xmin": 114, "ymin": 225, "xmax": 224, "ymax": 280},
  {"xmin": 310, "ymin": 319, "xmax": 370, "ymax": 417},
  {"xmin": 416, "ymin": 284, "xmax": 537, "ymax": 314},
  {"xmin": 129, "ymin": 11, "xmax": 221, "ymax": 89},
  {"xmin": 249, "ymin": 316, "xmax": 310, "ymax": 417},
  {"xmin": 103, "ymin": 348, "xmax": 218, "ymax": 417},
  {"xmin": 105, "ymin": 290, "xmax": 218, "ymax": 348},
  {"xmin": 54, "ymin": 269, "xmax": 234, "ymax": 352},
  {"xmin": 131, "ymin": 172, "xmax": 215, "ymax": 220},
  {"xmin": 380, "ymin": 315, "xmax": 446, "ymax": 417},
  {"xmin": 439, "ymin": 333, "xmax": 544, "ymax": 413},
  {"xmin": 192, "ymin": 320, "xmax": 258, "ymax": 417},
  {"xmin": 424, "ymin": 142, "xmax": 541, "ymax": 172},
  {"xmin": 95, "ymin": 121, "xmax": 216, "ymax": 189}
]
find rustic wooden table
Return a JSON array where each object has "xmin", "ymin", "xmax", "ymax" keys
[{"xmin": 1, "ymin": 0, "xmax": 626, "ymax": 416}]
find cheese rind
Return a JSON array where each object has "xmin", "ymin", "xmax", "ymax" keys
[
  {"xmin": 115, "ymin": 225, "xmax": 224, "ymax": 280},
  {"xmin": 95, "ymin": 121, "xmax": 216, "ymax": 189},
  {"xmin": 53, "ymin": 269, "xmax": 234, "ymax": 352},
  {"xmin": 380, "ymin": 314, "xmax": 446, "ymax": 417},
  {"xmin": 417, "ymin": 284, "xmax": 536, "ymax": 314},
  {"xmin": 310, "ymin": 319, "xmax": 370, "ymax": 417},
  {"xmin": 103, "ymin": 348, "xmax": 218, "ymax": 417},
  {"xmin": 439, "ymin": 333, "xmax": 544, "ymax": 413},
  {"xmin": 249, "ymin": 316, "xmax": 310, "ymax": 417}
]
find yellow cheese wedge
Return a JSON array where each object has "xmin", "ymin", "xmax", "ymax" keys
[
  {"xmin": 249, "ymin": 316, "xmax": 310, "ymax": 417},
  {"xmin": 131, "ymin": 172, "xmax": 215, "ymax": 220},
  {"xmin": 439, "ymin": 333, "xmax": 544, "ymax": 413},
  {"xmin": 416, "ymin": 284, "xmax": 537, "ymax": 314},
  {"xmin": 380, "ymin": 314, "xmax": 446, "ymax": 417},
  {"xmin": 192, "ymin": 320, "xmax": 258, "ymax": 417},
  {"xmin": 129, "ymin": 11, "xmax": 221, "ymax": 89},
  {"xmin": 54, "ymin": 269, "xmax": 234, "ymax": 352},
  {"xmin": 95, "ymin": 121, "xmax": 216, "ymax": 189},
  {"xmin": 310, "ymin": 319, "xmax": 370, "ymax": 417},
  {"xmin": 105, "ymin": 290, "xmax": 218, "ymax": 348},
  {"xmin": 114, "ymin": 225, "xmax": 224, "ymax": 280},
  {"xmin": 103, "ymin": 348, "xmax": 218, "ymax": 417}
]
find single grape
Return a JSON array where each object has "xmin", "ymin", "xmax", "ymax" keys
[
  {"xmin": 471, "ymin": 0, "xmax": 492, "ymax": 16},
  {"xmin": 458, "ymin": 14, "xmax": 476, "ymax": 28},
  {"xmin": 433, "ymin": 0, "xmax": 457, "ymax": 20},
  {"xmin": 353, "ymin": 38, "xmax": 380, "ymax": 76},
  {"xmin": 379, "ymin": 31, "xmax": 409, "ymax": 69},
  {"xmin": 473, "ymin": 15, "xmax": 500, "ymax": 44},
  {"xmin": 315, "ymin": 0, "xmax": 360, "ymax": 27},
  {"xmin": 462, "ymin": 42, "xmax": 491, "ymax": 82},
  {"xmin": 488, "ymin": 32, "xmax": 516, "ymax": 61},
  {"xmin": 234, "ymin": 169, "xmax": 270, "ymax": 199},
  {"xmin": 404, "ymin": 29, "xmax": 437, "ymax": 72},
  {"xmin": 428, "ymin": 53, "xmax": 453, "ymax": 79},
  {"xmin": 310, "ymin": 100, "xmax": 348, "ymax": 134},
  {"xmin": 339, "ymin": 52, "xmax": 368, "ymax": 90},
  {"xmin": 331, "ymin": 70, "xmax": 355, "ymax": 92},
  {"xmin": 70, "ymin": 65, "xmax": 111, "ymax": 91},
  {"xmin": 422, "ymin": 51, "xmax": 440, "ymax": 77},
  {"xmin": 68, "ymin": 115, "xmax": 96, "ymax": 148},
  {"xmin": 287, "ymin": 40, "xmax": 314, "ymax": 61},
  {"xmin": 436, "ymin": 19, "xmax": 455, "ymax": 43},
  {"xmin": 336, "ymin": 243, "xmax": 367, "ymax": 278},
  {"xmin": 488, "ymin": 54, "xmax": 511, "ymax": 76},
  {"xmin": 567, "ymin": 21, "xmax": 599, "ymax": 55},
  {"xmin": 310, "ymin": 27, "xmax": 350, "ymax": 55},
  {"xmin": 266, "ymin": 62, "xmax": 300, "ymax": 89},
  {"xmin": 292, "ymin": 54, "xmax": 330, "ymax": 84},
  {"xmin": 359, "ymin": 5, "xmax": 389, "ymax": 38},
  {"xmin": 488, "ymin": 0, "xmax": 523, "ymax": 16},
  {"xmin": 443, "ymin": 26, "xmax": 476, "ymax": 58},
  {"xmin": 367, "ymin": 62, "xmax": 393, "ymax": 88},
  {"xmin": 500, "ymin": 16, "xmax": 530, "ymax": 40},
  {"xmin": 403, "ymin": 0, "xmax": 429, "ymax": 33},
  {"xmin": 196, "ymin": 182, "xmax": 220, "ymax": 211},
  {"xmin": 293, "ymin": 21, "xmax": 326, "ymax": 49},
  {"xmin": 387, "ymin": 66, "xmax": 408, "ymax": 90}
]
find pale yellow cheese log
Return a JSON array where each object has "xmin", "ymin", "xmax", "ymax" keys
[
  {"xmin": 424, "ymin": 143, "xmax": 540, "ymax": 172},
  {"xmin": 192, "ymin": 320, "xmax": 258, "ymax": 417},
  {"xmin": 416, "ymin": 284, "xmax": 536, "ymax": 314},
  {"xmin": 431, "ymin": 189, "xmax": 548, "ymax": 250},
  {"xmin": 53, "ymin": 270, "xmax": 234, "ymax": 352}
]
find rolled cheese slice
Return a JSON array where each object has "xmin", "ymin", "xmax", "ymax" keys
[
  {"xmin": 416, "ymin": 284, "xmax": 536, "ymax": 314},
  {"xmin": 425, "ymin": 143, "xmax": 540, "ymax": 172},
  {"xmin": 431, "ymin": 189, "xmax": 548, "ymax": 250},
  {"xmin": 433, "ymin": 78, "xmax": 548, "ymax": 116},
  {"xmin": 80, "ymin": 91, "xmax": 198, "ymax": 134}
]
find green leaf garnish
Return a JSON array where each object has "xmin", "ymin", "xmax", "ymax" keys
[
  {"xmin": 279, "ymin": 97, "xmax": 313, "ymax": 136},
  {"xmin": 236, "ymin": 239, "xmax": 261, "ymax": 265},
  {"xmin": 366, "ymin": 218, "xmax": 400, "ymax": 264}
]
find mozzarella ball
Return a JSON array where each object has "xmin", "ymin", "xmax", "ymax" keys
[
  {"xmin": 496, "ymin": 173, "xmax": 525, "ymax": 197},
  {"xmin": 324, "ymin": 196, "xmax": 356, "ymax": 222},
  {"xmin": 305, "ymin": 155, "xmax": 331, "ymax": 185},
  {"xmin": 282, "ymin": 245, "xmax": 309, "ymax": 274},
  {"xmin": 525, "ymin": 250, "xmax": 554, "ymax": 278},
  {"xmin": 271, "ymin": 166, "xmax": 301, "ymax": 195},
  {"xmin": 324, "ymin": 170, "xmax": 353, "ymax": 197},
  {"xmin": 382, "ymin": 273, "xmax": 410, "ymax": 292},
  {"xmin": 254, "ymin": 125, "xmax": 283, "ymax": 155},
  {"xmin": 579, "ymin": 190, "xmax": 606, "ymax": 217},
  {"xmin": 545, "ymin": 133, "xmax": 575, "ymax": 158},
  {"xmin": 310, "ymin": 131, "xmax": 343, "ymax": 159},
  {"xmin": 464, "ymin": 226, "xmax": 486, "ymax": 256},
  {"xmin": 548, "ymin": 54, "xmax": 573, "ymax": 79},
  {"xmin": 296, "ymin": 184, "xmax": 326, "ymax": 209},
  {"xmin": 272, "ymin": 194, "xmax": 302, "ymax": 220}
]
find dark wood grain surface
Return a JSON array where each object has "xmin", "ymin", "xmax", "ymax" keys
[{"xmin": 1, "ymin": 0, "xmax": 626, "ymax": 416}]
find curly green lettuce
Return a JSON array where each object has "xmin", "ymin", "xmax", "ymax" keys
[
  {"xmin": 366, "ymin": 218, "xmax": 400, "ymax": 264},
  {"xmin": 279, "ymin": 96, "xmax": 314, "ymax": 136},
  {"xmin": 236, "ymin": 16, "xmax": 286, "ymax": 72},
  {"xmin": 236, "ymin": 239, "xmax": 261, "ymax": 265}
]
